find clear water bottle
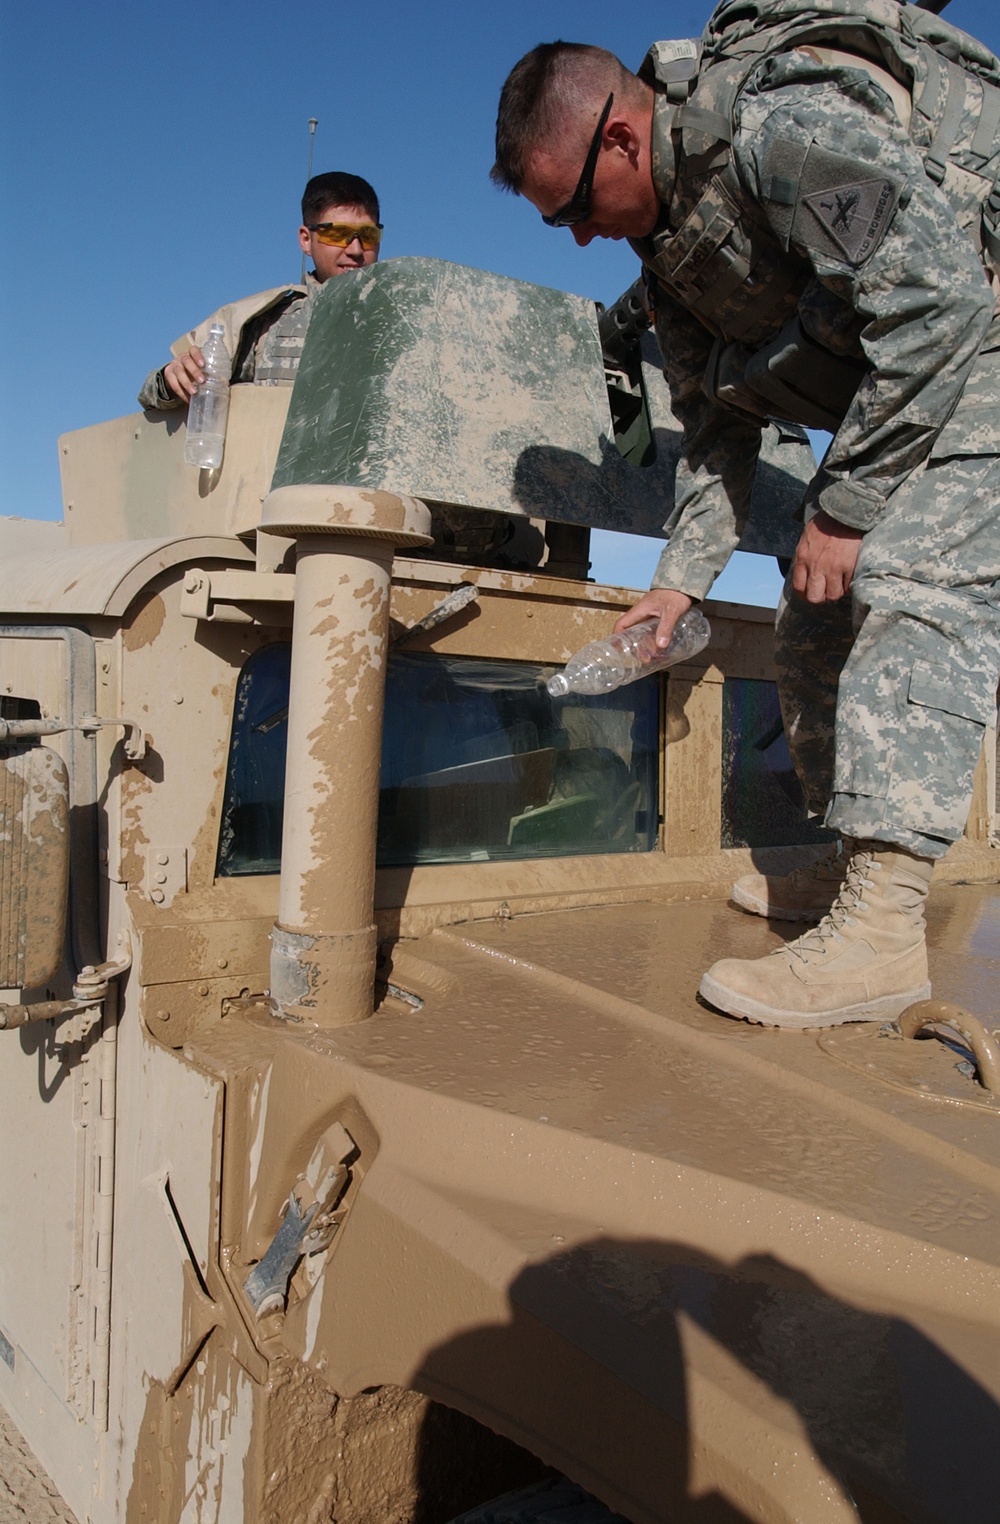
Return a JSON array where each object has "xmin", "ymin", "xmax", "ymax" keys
[
  {"xmin": 184, "ymin": 323, "xmax": 231, "ymax": 469},
  {"xmin": 546, "ymin": 608, "xmax": 711, "ymax": 697}
]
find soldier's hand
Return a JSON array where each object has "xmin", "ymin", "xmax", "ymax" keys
[
  {"xmin": 163, "ymin": 347, "xmax": 206, "ymax": 403},
  {"xmin": 614, "ymin": 587, "xmax": 694, "ymax": 649},
  {"xmin": 792, "ymin": 511, "xmax": 863, "ymax": 603}
]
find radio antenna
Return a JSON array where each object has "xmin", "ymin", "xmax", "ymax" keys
[{"xmin": 300, "ymin": 117, "xmax": 319, "ymax": 282}]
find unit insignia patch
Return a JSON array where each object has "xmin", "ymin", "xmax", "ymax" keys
[{"xmin": 802, "ymin": 179, "xmax": 897, "ymax": 264}]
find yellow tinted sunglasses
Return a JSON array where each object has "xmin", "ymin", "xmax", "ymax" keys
[{"xmin": 307, "ymin": 221, "xmax": 383, "ymax": 250}]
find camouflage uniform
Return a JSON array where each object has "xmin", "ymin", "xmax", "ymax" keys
[
  {"xmin": 138, "ymin": 272, "xmax": 323, "ymax": 410},
  {"xmin": 631, "ymin": 4, "xmax": 1000, "ymax": 859}
]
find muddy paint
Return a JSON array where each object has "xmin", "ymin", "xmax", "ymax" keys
[
  {"xmin": 122, "ymin": 593, "xmax": 166, "ymax": 653},
  {"xmin": 0, "ymin": 745, "xmax": 69, "ymax": 989},
  {"xmin": 260, "ymin": 487, "xmax": 430, "ymax": 1026},
  {"xmin": 256, "ymin": 1368, "xmax": 547, "ymax": 1524},
  {"xmin": 124, "ymin": 1330, "xmax": 253, "ymax": 1524}
]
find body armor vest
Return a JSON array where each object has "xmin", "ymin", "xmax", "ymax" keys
[
  {"xmin": 253, "ymin": 288, "xmax": 315, "ymax": 385},
  {"xmin": 631, "ymin": 0, "xmax": 1000, "ymax": 429},
  {"xmin": 230, "ymin": 278, "xmax": 319, "ymax": 387}
]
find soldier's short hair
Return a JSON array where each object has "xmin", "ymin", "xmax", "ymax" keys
[
  {"xmin": 492, "ymin": 42, "xmax": 638, "ymax": 193},
  {"xmin": 302, "ymin": 172, "xmax": 380, "ymax": 223}
]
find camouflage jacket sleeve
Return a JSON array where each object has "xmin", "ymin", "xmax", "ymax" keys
[
  {"xmin": 733, "ymin": 54, "xmax": 995, "ymax": 533},
  {"xmin": 650, "ymin": 291, "xmax": 763, "ymax": 600},
  {"xmin": 137, "ymin": 366, "xmax": 184, "ymax": 411}
]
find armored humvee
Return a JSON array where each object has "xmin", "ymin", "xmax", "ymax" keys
[{"xmin": 1, "ymin": 257, "xmax": 998, "ymax": 1524}]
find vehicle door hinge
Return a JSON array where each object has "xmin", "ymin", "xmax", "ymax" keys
[{"xmin": 146, "ymin": 846, "xmax": 188, "ymax": 906}]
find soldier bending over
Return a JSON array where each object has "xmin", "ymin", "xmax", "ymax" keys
[{"xmin": 492, "ymin": 0, "xmax": 1000, "ymax": 1029}]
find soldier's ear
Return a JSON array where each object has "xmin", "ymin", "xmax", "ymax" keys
[
  {"xmin": 605, "ymin": 115, "xmax": 642, "ymax": 164},
  {"xmin": 298, "ymin": 225, "xmax": 311, "ymax": 254}
]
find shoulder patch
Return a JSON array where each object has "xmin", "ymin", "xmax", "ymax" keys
[{"xmin": 802, "ymin": 178, "xmax": 897, "ymax": 265}]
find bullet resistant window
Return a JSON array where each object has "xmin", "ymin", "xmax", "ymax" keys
[
  {"xmin": 378, "ymin": 652, "xmax": 658, "ymax": 864},
  {"xmin": 217, "ymin": 645, "xmax": 658, "ymax": 876}
]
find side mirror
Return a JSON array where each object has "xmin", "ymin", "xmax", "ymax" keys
[{"xmin": 1, "ymin": 745, "xmax": 70, "ymax": 993}]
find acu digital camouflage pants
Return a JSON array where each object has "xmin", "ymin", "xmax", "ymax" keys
[{"xmin": 775, "ymin": 343, "xmax": 1000, "ymax": 860}]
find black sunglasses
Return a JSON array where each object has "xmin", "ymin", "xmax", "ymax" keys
[{"xmin": 542, "ymin": 92, "xmax": 614, "ymax": 228}]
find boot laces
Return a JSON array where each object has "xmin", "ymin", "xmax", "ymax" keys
[{"xmin": 781, "ymin": 851, "xmax": 879, "ymax": 964}]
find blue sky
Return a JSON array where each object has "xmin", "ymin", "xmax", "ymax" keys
[{"xmin": 2, "ymin": 0, "xmax": 996, "ymax": 601}]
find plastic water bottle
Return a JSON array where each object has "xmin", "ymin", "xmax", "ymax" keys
[
  {"xmin": 546, "ymin": 608, "xmax": 711, "ymax": 697},
  {"xmin": 184, "ymin": 324, "xmax": 231, "ymax": 468}
]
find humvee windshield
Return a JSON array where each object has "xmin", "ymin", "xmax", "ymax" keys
[
  {"xmin": 216, "ymin": 645, "xmax": 659, "ymax": 875},
  {"xmin": 216, "ymin": 647, "xmax": 827, "ymax": 878}
]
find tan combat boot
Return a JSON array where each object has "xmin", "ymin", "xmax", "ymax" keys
[
  {"xmin": 700, "ymin": 841, "xmax": 933, "ymax": 1029},
  {"xmin": 731, "ymin": 843, "xmax": 845, "ymax": 922}
]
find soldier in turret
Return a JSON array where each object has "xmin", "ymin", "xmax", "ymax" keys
[
  {"xmin": 492, "ymin": 2, "xmax": 1000, "ymax": 1030},
  {"xmin": 138, "ymin": 170, "xmax": 382, "ymax": 410}
]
